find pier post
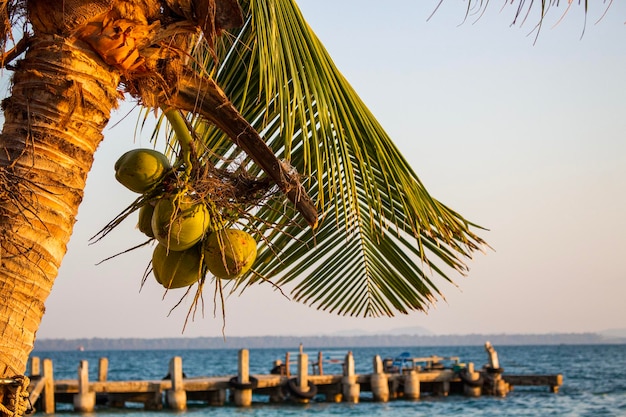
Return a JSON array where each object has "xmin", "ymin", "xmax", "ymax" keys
[
  {"xmin": 370, "ymin": 355, "xmax": 389, "ymax": 402},
  {"xmin": 166, "ymin": 356, "xmax": 187, "ymax": 411},
  {"xmin": 484, "ymin": 341, "xmax": 500, "ymax": 369},
  {"xmin": 483, "ymin": 368, "xmax": 509, "ymax": 397},
  {"xmin": 297, "ymin": 352, "xmax": 309, "ymax": 392},
  {"xmin": 285, "ymin": 352, "xmax": 291, "ymax": 377},
  {"xmin": 403, "ymin": 370, "xmax": 420, "ymax": 400},
  {"xmin": 73, "ymin": 360, "xmax": 96, "ymax": 412},
  {"xmin": 26, "ymin": 357, "xmax": 42, "ymax": 411},
  {"xmin": 484, "ymin": 373, "xmax": 509, "ymax": 397},
  {"xmin": 318, "ymin": 351, "xmax": 324, "ymax": 375},
  {"xmin": 233, "ymin": 349, "xmax": 253, "ymax": 407},
  {"xmin": 483, "ymin": 342, "xmax": 509, "ymax": 396},
  {"xmin": 550, "ymin": 375, "xmax": 564, "ymax": 394},
  {"xmin": 341, "ymin": 351, "xmax": 360, "ymax": 403},
  {"xmin": 462, "ymin": 362, "xmax": 482, "ymax": 397},
  {"xmin": 29, "ymin": 357, "xmax": 40, "ymax": 377},
  {"xmin": 288, "ymin": 352, "xmax": 315, "ymax": 403},
  {"xmin": 98, "ymin": 357, "xmax": 108, "ymax": 382},
  {"xmin": 40, "ymin": 358, "xmax": 55, "ymax": 414}
]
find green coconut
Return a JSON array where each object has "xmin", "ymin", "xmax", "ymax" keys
[
  {"xmin": 204, "ymin": 229, "xmax": 257, "ymax": 279},
  {"xmin": 152, "ymin": 244, "xmax": 203, "ymax": 289},
  {"xmin": 152, "ymin": 195, "xmax": 210, "ymax": 251},
  {"xmin": 115, "ymin": 148, "xmax": 171, "ymax": 193},
  {"xmin": 137, "ymin": 203, "xmax": 155, "ymax": 238}
]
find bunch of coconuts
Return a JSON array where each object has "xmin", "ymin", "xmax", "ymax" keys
[{"xmin": 114, "ymin": 148, "xmax": 257, "ymax": 289}]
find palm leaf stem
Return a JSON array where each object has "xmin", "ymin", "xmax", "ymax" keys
[{"xmin": 166, "ymin": 72, "xmax": 318, "ymax": 227}]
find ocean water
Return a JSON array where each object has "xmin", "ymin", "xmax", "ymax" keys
[{"xmin": 29, "ymin": 344, "xmax": 626, "ymax": 416}]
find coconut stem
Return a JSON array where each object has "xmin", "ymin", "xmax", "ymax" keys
[
  {"xmin": 163, "ymin": 108, "xmax": 194, "ymax": 182},
  {"xmin": 162, "ymin": 107, "xmax": 228, "ymax": 232}
]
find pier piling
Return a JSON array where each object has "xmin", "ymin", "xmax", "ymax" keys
[
  {"xmin": 297, "ymin": 352, "xmax": 308, "ymax": 393},
  {"xmin": 41, "ymin": 358, "xmax": 55, "ymax": 413},
  {"xmin": 370, "ymin": 355, "xmax": 389, "ymax": 402},
  {"xmin": 233, "ymin": 349, "xmax": 252, "ymax": 407},
  {"xmin": 462, "ymin": 362, "xmax": 482, "ymax": 397},
  {"xmin": 485, "ymin": 342, "xmax": 500, "ymax": 369},
  {"xmin": 73, "ymin": 360, "xmax": 95, "ymax": 412},
  {"xmin": 30, "ymin": 357, "xmax": 40, "ymax": 376},
  {"xmin": 166, "ymin": 356, "xmax": 187, "ymax": 411},
  {"xmin": 403, "ymin": 369, "xmax": 420, "ymax": 400},
  {"xmin": 98, "ymin": 358, "xmax": 108, "ymax": 382},
  {"xmin": 341, "ymin": 351, "xmax": 360, "ymax": 403},
  {"xmin": 316, "ymin": 351, "xmax": 324, "ymax": 375},
  {"xmin": 290, "ymin": 352, "xmax": 315, "ymax": 403}
]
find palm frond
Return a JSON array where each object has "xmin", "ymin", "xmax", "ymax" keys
[
  {"xmin": 0, "ymin": 0, "xmax": 26, "ymax": 57},
  {"xmin": 182, "ymin": 0, "xmax": 488, "ymax": 317},
  {"xmin": 434, "ymin": 0, "xmax": 614, "ymax": 41}
]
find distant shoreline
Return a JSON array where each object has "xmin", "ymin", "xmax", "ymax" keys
[{"xmin": 33, "ymin": 332, "xmax": 625, "ymax": 352}]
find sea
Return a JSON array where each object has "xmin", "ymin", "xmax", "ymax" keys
[{"xmin": 29, "ymin": 344, "xmax": 626, "ymax": 416}]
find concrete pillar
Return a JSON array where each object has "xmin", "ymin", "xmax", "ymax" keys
[
  {"xmin": 342, "ymin": 351, "xmax": 359, "ymax": 403},
  {"xmin": 295, "ymin": 352, "xmax": 311, "ymax": 403},
  {"xmin": 41, "ymin": 358, "xmax": 55, "ymax": 414},
  {"xmin": 73, "ymin": 360, "xmax": 95, "ymax": 412},
  {"xmin": 370, "ymin": 355, "xmax": 389, "ymax": 402},
  {"xmin": 166, "ymin": 356, "xmax": 187, "ymax": 411},
  {"xmin": 484, "ymin": 341, "xmax": 500, "ymax": 369},
  {"xmin": 233, "ymin": 349, "xmax": 252, "ymax": 407},
  {"xmin": 403, "ymin": 370, "xmax": 420, "ymax": 400},
  {"xmin": 463, "ymin": 362, "xmax": 482, "ymax": 397},
  {"xmin": 297, "ymin": 353, "xmax": 309, "ymax": 391},
  {"xmin": 483, "ymin": 368, "xmax": 509, "ymax": 397},
  {"xmin": 494, "ymin": 378, "xmax": 510, "ymax": 397}
]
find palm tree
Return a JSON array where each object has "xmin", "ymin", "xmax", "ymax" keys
[{"xmin": 0, "ymin": 0, "xmax": 594, "ymax": 413}]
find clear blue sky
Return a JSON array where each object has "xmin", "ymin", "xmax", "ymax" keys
[{"xmin": 37, "ymin": 1, "xmax": 626, "ymax": 339}]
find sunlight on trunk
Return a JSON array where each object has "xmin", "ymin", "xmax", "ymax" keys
[{"xmin": 0, "ymin": 36, "xmax": 120, "ymax": 378}]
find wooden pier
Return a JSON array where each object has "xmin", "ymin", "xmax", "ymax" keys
[{"xmin": 26, "ymin": 342, "xmax": 563, "ymax": 414}]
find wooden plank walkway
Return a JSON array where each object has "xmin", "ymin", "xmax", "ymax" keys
[{"xmin": 26, "ymin": 342, "xmax": 563, "ymax": 413}]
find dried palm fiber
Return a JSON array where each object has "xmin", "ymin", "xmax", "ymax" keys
[{"xmin": 0, "ymin": 376, "xmax": 30, "ymax": 417}]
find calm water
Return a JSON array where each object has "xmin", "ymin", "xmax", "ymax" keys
[{"xmin": 30, "ymin": 344, "xmax": 626, "ymax": 416}]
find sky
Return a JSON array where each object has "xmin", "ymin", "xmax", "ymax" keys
[{"xmin": 35, "ymin": 1, "xmax": 626, "ymax": 339}]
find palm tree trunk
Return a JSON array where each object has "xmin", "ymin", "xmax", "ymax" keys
[{"xmin": 0, "ymin": 35, "xmax": 120, "ymax": 382}]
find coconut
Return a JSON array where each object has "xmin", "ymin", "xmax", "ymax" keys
[
  {"xmin": 152, "ymin": 244, "xmax": 203, "ymax": 289},
  {"xmin": 204, "ymin": 229, "xmax": 257, "ymax": 279},
  {"xmin": 137, "ymin": 203, "xmax": 155, "ymax": 238},
  {"xmin": 152, "ymin": 195, "xmax": 210, "ymax": 251},
  {"xmin": 115, "ymin": 148, "xmax": 171, "ymax": 193}
]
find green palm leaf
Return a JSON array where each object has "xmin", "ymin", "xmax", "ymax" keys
[{"xmin": 183, "ymin": 0, "xmax": 487, "ymax": 317}]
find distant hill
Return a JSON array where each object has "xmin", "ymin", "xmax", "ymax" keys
[
  {"xmin": 600, "ymin": 328, "xmax": 626, "ymax": 338},
  {"xmin": 32, "ymin": 332, "xmax": 624, "ymax": 352},
  {"xmin": 329, "ymin": 326, "xmax": 433, "ymax": 337}
]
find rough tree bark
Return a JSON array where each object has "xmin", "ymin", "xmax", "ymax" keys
[{"xmin": 0, "ymin": 0, "xmax": 121, "ymax": 387}]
